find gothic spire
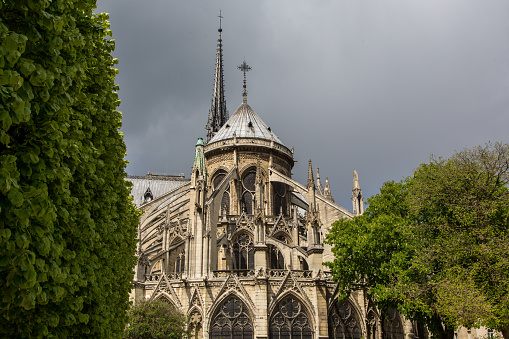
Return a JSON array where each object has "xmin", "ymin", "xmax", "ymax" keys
[{"xmin": 206, "ymin": 12, "xmax": 228, "ymax": 143}]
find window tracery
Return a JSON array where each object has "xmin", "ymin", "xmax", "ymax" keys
[
  {"xmin": 270, "ymin": 295, "xmax": 313, "ymax": 339},
  {"xmin": 328, "ymin": 300, "xmax": 362, "ymax": 339},
  {"xmin": 241, "ymin": 170, "xmax": 256, "ymax": 214},
  {"xmin": 214, "ymin": 172, "xmax": 230, "ymax": 215},
  {"xmin": 175, "ymin": 249, "xmax": 185, "ymax": 274},
  {"xmin": 210, "ymin": 296, "xmax": 253, "ymax": 339},
  {"xmin": 382, "ymin": 308, "xmax": 404, "ymax": 339},
  {"xmin": 268, "ymin": 244, "xmax": 285, "ymax": 269},
  {"xmin": 232, "ymin": 234, "xmax": 254, "ymax": 270},
  {"xmin": 273, "ymin": 182, "xmax": 287, "ymax": 215}
]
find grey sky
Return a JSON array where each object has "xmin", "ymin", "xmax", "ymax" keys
[{"xmin": 95, "ymin": 0, "xmax": 509, "ymax": 209}]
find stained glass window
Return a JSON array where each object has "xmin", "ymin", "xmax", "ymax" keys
[
  {"xmin": 270, "ymin": 296, "xmax": 313, "ymax": 339},
  {"xmin": 210, "ymin": 296, "xmax": 253, "ymax": 339},
  {"xmin": 232, "ymin": 234, "xmax": 254, "ymax": 270},
  {"xmin": 328, "ymin": 300, "xmax": 361, "ymax": 339}
]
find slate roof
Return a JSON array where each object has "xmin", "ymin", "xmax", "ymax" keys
[
  {"xmin": 126, "ymin": 174, "xmax": 190, "ymax": 207},
  {"xmin": 208, "ymin": 101, "xmax": 285, "ymax": 146}
]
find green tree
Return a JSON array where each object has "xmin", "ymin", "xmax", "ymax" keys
[
  {"xmin": 125, "ymin": 299, "xmax": 191, "ymax": 339},
  {"xmin": 325, "ymin": 143, "xmax": 509, "ymax": 339},
  {"xmin": 0, "ymin": 0, "xmax": 139, "ymax": 337}
]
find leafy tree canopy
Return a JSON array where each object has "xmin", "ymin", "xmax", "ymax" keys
[
  {"xmin": 326, "ymin": 142, "xmax": 509, "ymax": 339},
  {"xmin": 0, "ymin": 0, "xmax": 139, "ymax": 337},
  {"xmin": 125, "ymin": 299, "xmax": 190, "ymax": 339}
]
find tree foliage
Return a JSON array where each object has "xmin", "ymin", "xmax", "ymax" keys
[
  {"xmin": 125, "ymin": 299, "xmax": 190, "ymax": 339},
  {"xmin": 0, "ymin": 0, "xmax": 139, "ymax": 337},
  {"xmin": 325, "ymin": 142, "xmax": 509, "ymax": 338}
]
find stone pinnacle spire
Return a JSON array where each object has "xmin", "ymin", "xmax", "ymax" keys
[
  {"xmin": 316, "ymin": 168, "xmax": 324, "ymax": 195},
  {"xmin": 324, "ymin": 177, "xmax": 334, "ymax": 202},
  {"xmin": 307, "ymin": 160, "xmax": 315, "ymax": 190},
  {"xmin": 206, "ymin": 12, "xmax": 228, "ymax": 143}
]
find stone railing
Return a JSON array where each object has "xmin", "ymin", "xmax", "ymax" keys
[
  {"xmin": 212, "ymin": 270, "xmax": 256, "ymax": 279},
  {"xmin": 144, "ymin": 273, "xmax": 161, "ymax": 282},
  {"xmin": 205, "ymin": 137, "xmax": 293, "ymax": 159},
  {"xmin": 144, "ymin": 272, "xmax": 183, "ymax": 282},
  {"xmin": 266, "ymin": 269, "xmax": 313, "ymax": 279}
]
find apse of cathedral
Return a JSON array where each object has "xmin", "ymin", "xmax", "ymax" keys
[{"xmin": 128, "ymin": 21, "xmax": 417, "ymax": 339}]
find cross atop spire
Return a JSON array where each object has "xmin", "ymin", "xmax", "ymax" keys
[
  {"xmin": 237, "ymin": 59, "xmax": 251, "ymax": 103},
  {"xmin": 206, "ymin": 13, "xmax": 228, "ymax": 142}
]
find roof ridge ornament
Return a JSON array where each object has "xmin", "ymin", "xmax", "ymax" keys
[{"xmin": 237, "ymin": 59, "xmax": 252, "ymax": 103}]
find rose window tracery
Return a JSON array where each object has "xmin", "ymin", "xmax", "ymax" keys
[
  {"xmin": 210, "ymin": 296, "xmax": 253, "ymax": 339},
  {"xmin": 270, "ymin": 296, "xmax": 313, "ymax": 339}
]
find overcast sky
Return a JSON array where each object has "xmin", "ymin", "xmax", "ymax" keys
[{"xmin": 95, "ymin": 0, "xmax": 509, "ymax": 209}]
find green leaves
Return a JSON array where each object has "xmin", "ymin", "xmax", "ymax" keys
[
  {"xmin": 0, "ymin": 0, "xmax": 139, "ymax": 337},
  {"xmin": 326, "ymin": 142, "xmax": 509, "ymax": 336}
]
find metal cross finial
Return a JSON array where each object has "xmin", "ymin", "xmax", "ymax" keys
[{"xmin": 238, "ymin": 59, "xmax": 252, "ymax": 102}]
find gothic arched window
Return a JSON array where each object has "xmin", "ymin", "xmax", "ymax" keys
[
  {"xmin": 175, "ymin": 249, "xmax": 185, "ymax": 274},
  {"xmin": 270, "ymin": 295, "xmax": 313, "ymax": 339},
  {"xmin": 241, "ymin": 170, "xmax": 256, "ymax": 214},
  {"xmin": 328, "ymin": 300, "xmax": 362, "ymax": 339},
  {"xmin": 268, "ymin": 244, "xmax": 285, "ymax": 269},
  {"xmin": 273, "ymin": 182, "xmax": 287, "ymax": 215},
  {"xmin": 382, "ymin": 308, "xmax": 404, "ymax": 339},
  {"xmin": 232, "ymin": 234, "xmax": 254, "ymax": 270},
  {"xmin": 214, "ymin": 172, "xmax": 230, "ymax": 215},
  {"xmin": 210, "ymin": 296, "xmax": 253, "ymax": 339}
]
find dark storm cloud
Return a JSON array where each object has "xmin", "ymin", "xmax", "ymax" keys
[{"xmin": 96, "ymin": 0, "xmax": 509, "ymax": 209}]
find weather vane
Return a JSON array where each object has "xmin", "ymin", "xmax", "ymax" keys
[{"xmin": 238, "ymin": 59, "xmax": 252, "ymax": 102}]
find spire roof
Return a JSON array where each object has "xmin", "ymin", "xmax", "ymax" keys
[
  {"xmin": 207, "ymin": 101, "xmax": 285, "ymax": 146},
  {"xmin": 208, "ymin": 60, "xmax": 286, "ymax": 147},
  {"xmin": 206, "ymin": 14, "xmax": 228, "ymax": 143}
]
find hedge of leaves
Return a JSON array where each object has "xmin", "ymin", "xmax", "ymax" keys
[{"xmin": 0, "ymin": 0, "xmax": 140, "ymax": 337}]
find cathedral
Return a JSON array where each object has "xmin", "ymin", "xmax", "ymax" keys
[{"xmin": 129, "ymin": 22, "xmax": 417, "ymax": 339}]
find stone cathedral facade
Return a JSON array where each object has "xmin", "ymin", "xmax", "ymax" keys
[{"xmin": 131, "ymin": 24, "xmax": 419, "ymax": 339}]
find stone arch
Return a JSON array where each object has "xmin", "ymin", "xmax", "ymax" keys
[
  {"xmin": 269, "ymin": 292, "xmax": 314, "ymax": 339},
  {"xmin": 207, "ymin": 292, "xmax": 254, "ymax": 339},
  {"xmin": 328, "ymin": 298, "xmax": 364, "ymax": 339},
  {"xmin": 269, "ymin": 289, "xmax": 316, "ymax": 324},
  {"xmin": 366, "ymin": 305, "xmax": 380, "ymax": 339},
  {"xmin": 188, "ymin": 306, "xmax": 203, "ymax": 339},
  {"xmin": 210, "ymin": 166, "xmax": 230, "ymax": 185},
  {"xmin": 267, "ymin": 242, "xmax": 285, "ymax": 269},
  {"xmin": 152, "ymin": 292, "xmax": 181, "ymax": 312}
]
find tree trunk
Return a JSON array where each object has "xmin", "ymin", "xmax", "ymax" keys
[{"xmin": 501, "ymin": 326, "xmax": 509, "ymax": 339}]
